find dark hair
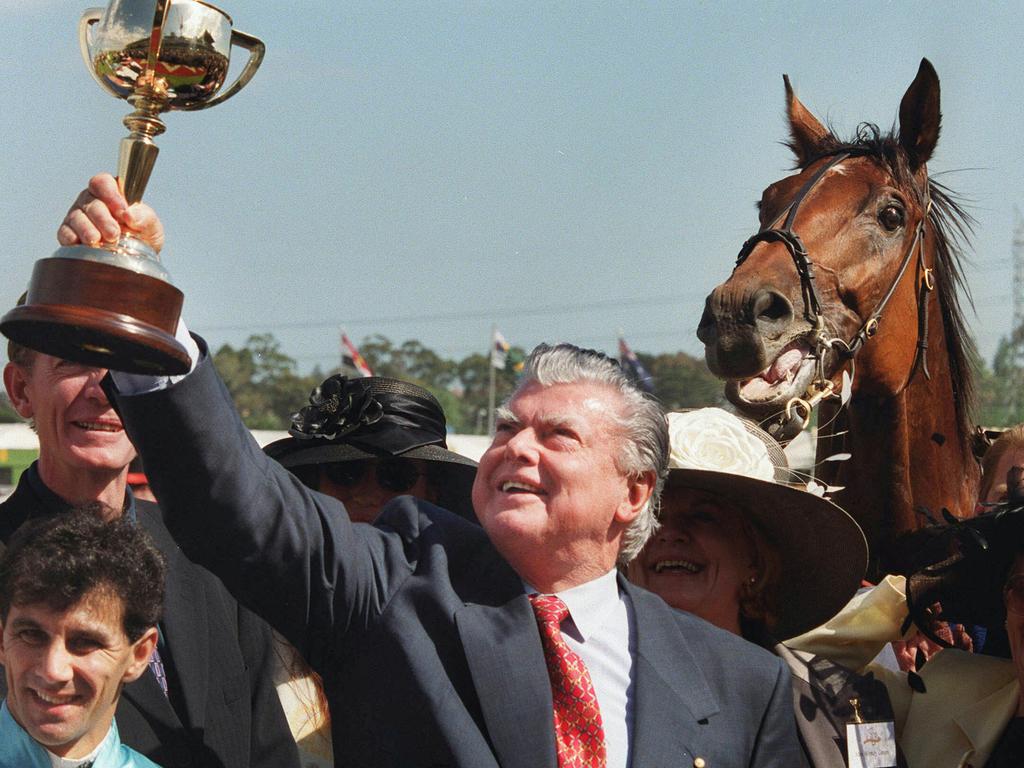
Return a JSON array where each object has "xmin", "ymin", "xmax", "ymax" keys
[
  {"xmin": 0, "ymin": 507, "xmax": 166, "ymax": 642},
  {"xmin": 5, "ymin": 293, "xmax": 34, "ymax": 369},
  {"xmin": 6, "ymin": 338, "xmax": 34, "ymax": 370},
  {"xmin": 736, "ymin": 514, "xmax": 783, "ymax": 645}
]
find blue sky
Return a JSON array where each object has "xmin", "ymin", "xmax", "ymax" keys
[{"xmin": 3, "ymin": 1, "xmax": 1022, "ymax": 373}]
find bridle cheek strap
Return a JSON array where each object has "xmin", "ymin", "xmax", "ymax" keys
[{"xmin": 735, "ymin": 152, "xmax": 852, "ymax": 327}]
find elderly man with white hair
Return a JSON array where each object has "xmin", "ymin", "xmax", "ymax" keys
[{"xmin": 45, "ymin": 175, "xmax": 802, "ymax": 768}]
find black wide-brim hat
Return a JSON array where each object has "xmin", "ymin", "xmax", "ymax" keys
[
  {"xmin": 663, "ymin": 409, "xmax": 868, "ymax": 639},
  {"xmin": 265, "ymin": 375, "xmax": 478, "ymax": 521}
]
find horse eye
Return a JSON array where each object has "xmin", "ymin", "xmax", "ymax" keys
[{"xmin": 879, "ymin": 204, "xmax": 905, "ymax": 231}]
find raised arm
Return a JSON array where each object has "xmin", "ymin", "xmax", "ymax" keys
[
  {"xmin": 59, "ymin": 177, "xmax": 414, "ymax": 670},
  {"xmin": 109, "ymin": 330, "xmax": 423, "ymax": 670},
  {"xmin": 58, "ymin": 172, "xmax": 164, "ymax": 252}
]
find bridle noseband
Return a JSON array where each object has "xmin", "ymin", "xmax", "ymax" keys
[{"xmin": 733, "ymin": 150, "xmax": 934, "ymax": 441}]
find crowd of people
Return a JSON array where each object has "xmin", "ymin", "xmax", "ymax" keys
[{"xmin": 1, "ymin": 174, "xmax": 1022, "ymax": 767}]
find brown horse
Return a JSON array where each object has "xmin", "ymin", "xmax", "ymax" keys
[{"xmin": 697, "ymin": 59, "xmax": 979, "ymax": 576}]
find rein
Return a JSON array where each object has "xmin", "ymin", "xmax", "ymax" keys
[{"xmin": 733, "ymin": 151, "xmax": 935, "ymax": 441}]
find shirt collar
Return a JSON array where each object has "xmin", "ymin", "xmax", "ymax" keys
[
  {"xmin": 46, "ymin": 724, "xmax": 112, "ymax": 767},
  {"xmin": 24, "ymin": 463, "xmax": 69, "ymax": 517},
  {"xmin": 24, "ymin": 463, "xmax": 136, "ymax": 523},
  {"xmin": 525, "ymin": 569, "xmax": 621, "ymax": 643}
]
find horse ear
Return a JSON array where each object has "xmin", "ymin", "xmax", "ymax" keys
[
  {"xmin": 898, "ymin": 58, "xmax": 941, "ymax": 171},
  {"xmin": 785, "ymin": 74, "xmax": 829, "ymax": 166}
]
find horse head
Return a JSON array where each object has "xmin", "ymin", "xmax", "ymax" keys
[{"xmin": 698, "ymin": 59, "xmax": 966, "ymax": 431}]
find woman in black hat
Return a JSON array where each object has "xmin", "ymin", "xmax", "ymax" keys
[
  {"xmin": 265, "ymin": 375, "xmax": 478, "ymax": 523},
  {"xmin": 264, "ymin": 374, "xmax": 478, "ymax": 766},
  {"xmin": 627, "ymin": 408, "xmax": 897, "ymax": 768}
]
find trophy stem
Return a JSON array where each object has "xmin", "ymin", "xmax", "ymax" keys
[{"xmin": 118, "ymin": 90, "xmax": 168, "ymax": 205}]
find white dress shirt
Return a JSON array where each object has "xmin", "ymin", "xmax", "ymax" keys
[{"xmin": 525, "ymin": 569, "xmax": 636, "ymax": 768}]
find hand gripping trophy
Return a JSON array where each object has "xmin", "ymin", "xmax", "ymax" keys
[{"xmin": 1, "ymin": 0, "xmax": 264, "ymax": 374}]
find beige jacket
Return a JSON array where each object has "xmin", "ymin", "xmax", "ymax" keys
[{"xmin": 788, "ymin": 576, "xmax": 1019, "ymax": 768}]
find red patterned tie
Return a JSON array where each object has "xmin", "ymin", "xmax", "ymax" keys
[{"xmin": 530, "ymin": 594, "xmax": 607, "ymax": 768}]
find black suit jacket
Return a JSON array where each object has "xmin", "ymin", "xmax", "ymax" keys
[
  {"xmin": 0, "ymin": 467, "xmax": 300, "ymax": 768},
  {"xmin": 109, "ymin": 343, "xmax": 801, "ymax": 767}
]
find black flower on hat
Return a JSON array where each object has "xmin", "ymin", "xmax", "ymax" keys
[{"xmin": 289, "ymin": 375, "xmax": 384, "ymax": 441}]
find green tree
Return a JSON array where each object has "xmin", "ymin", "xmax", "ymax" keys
[
  {"xmin": 642, "ymin": 351, "xmax": 725, "ymax": 409},
  {"xmin": 456, "ymin": 350, "xmax": 524, "ymax": 434},
  {"xmin": 208, "ymin": 332, "xmax": 730, "ymax": 436},
  {"xmin": 213, "ymin": 334, "xmax": 318, "ymax": 429},
  {"xmin": 977, "ymin": 333, "xmax": 1024, "ymax": 428},
  {"xmin": 360, "ymin": 335, "xmax": 458, "ymax": 387},
  {"xmin": 0, "ymin": 392, "xmax": 19, "ymax": 422}
]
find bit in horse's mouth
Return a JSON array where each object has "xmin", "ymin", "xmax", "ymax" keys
[{"xmin": 734, "ymin": 339, "xmax": 815, "ymax": 403}]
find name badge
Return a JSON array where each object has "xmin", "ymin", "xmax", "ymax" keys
[{"xmin": 846, "ymin": 720, "xmax": 897, "ymax": 768}]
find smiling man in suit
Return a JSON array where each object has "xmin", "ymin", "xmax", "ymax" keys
[
  {"xmin": 0, "ymin": 332, "xmax": 299, "ymax": 768},
  {"xmin": 51, "ymin": 174, "xmax": 800, "ymax": 767}
]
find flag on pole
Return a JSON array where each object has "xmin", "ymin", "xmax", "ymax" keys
[
  {"xmin": 341, "ymin": 332, "xmax": 373, "ymax": 377},
  {"xmin": 491, "ymin": 329, "xmax": 511, "ymax": 370},
  {"xmin": 618, "ymin": 335, "xmax": 654, "ymax": 392}
]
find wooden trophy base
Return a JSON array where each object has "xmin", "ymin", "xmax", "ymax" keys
[{"xmin": 1, "ymin": 256, "xmax": 191, "ymax": 374}]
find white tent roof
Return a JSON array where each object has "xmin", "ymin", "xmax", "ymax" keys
[{"xmin": 0, "ymin": 423, "xmax": 38, "ymax": 451}]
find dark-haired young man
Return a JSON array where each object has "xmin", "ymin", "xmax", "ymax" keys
[
  {"xmin": 0, "ymin": 511, "xmax": 165, "ymax": 767},
  {"xmin": 0, "ymin": 340, "xmax": 299, "ymax": 768}
]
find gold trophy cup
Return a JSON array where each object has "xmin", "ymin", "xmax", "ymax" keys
[{"xmin": 1, "ymin": 0, "xmax": 264, "ymax": 373}]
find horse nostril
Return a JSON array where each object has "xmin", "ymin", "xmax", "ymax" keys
[{"xmin": 751, "ymin": 288, "xmax": 793, "ymax": 325}]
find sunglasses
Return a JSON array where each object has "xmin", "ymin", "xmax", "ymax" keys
[
  {"xmin": 321, "ymin": 458, "xmax": 424, "ymax": 494},
  {"xmin": 1004, "ymin": 574, "xmax": 1024, "ymax": 616}
]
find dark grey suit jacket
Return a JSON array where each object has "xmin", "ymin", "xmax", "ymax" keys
[
  {"xmin": 110, "ymin": 342, "xmax": 801, "ymax": 768},
  {"xmin": 0, "ymin": 467, "xmax": 299, "ymax": 768}
]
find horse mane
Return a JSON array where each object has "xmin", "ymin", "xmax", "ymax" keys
[{"xmin": 796, "ymin": 123, "xmax": 979, "ymax": 454}]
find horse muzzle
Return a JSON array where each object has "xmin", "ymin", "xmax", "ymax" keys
[{"xmin": 697, "ymin": 285, "xmax": 797, "ymax": 378}]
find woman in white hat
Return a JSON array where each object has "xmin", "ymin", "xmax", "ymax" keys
[{"xmin": 627, "ymin": 408, "xmax": 899, "ymax": 768}]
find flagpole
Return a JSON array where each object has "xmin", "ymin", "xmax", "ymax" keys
[{"xmin": 487, "ymin": 324, "xmax": 496, "ymax": 435}]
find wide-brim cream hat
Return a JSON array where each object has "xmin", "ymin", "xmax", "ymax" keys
[{"xmin": 663, "ymin": 408, "xmax": 868, "ymax": 639}]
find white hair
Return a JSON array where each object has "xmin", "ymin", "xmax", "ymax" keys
[{"xmin": 506, "ymin": 343, "xmax": 668, "ymax": 564}]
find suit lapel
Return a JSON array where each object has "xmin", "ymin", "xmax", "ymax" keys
[
  {"xmin": 136, "ymin": 502, "xmax": 211, "ymax": 731},
  {"xmin": 455, "ymin": 555, "xmax": 557, "ymax": 768},
  {"xmin": 0, "ymin": 466, "xmax": 61, "ymax": 541},
  {"xmin": 121, "ymin": 665, "xmax": 180, "ymax": 724},
  {"xmin": 952, "ymin": 676, "xmax": 1020, "ymax": 763},
  {"xmin": 624, "ymin": 580, "xmax": 719, "ymax": 766}
]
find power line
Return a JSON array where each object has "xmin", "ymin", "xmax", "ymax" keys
[
  {"xmin": 201, "ymin": 291, "xmax": 708, "ymax": 333},
  {"xmin": 285, "ymin": 328, "xmax": 707, "ymax": 364}
]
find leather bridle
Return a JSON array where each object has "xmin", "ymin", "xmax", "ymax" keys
[{"xmin": 733, "ymin": 150, "xmax": 935, "ymax": 441}]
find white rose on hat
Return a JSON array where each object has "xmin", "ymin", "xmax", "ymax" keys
[{"xmin": 666, "ymin": 408, "xmax": 775, "ymax": 481}]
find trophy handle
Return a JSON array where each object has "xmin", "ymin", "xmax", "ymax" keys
[
  {"xmin": 179, "ymin": 29, "xmax": 266, "ymax": 111},
  {"xmin": 79, "ymin": 8, "xmax": 121, "ymax": 100}
]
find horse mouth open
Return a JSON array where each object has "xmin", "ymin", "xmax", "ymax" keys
[{"xmin": 726, "ymin": 338, "xmax": 818, "ymax": 409}]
